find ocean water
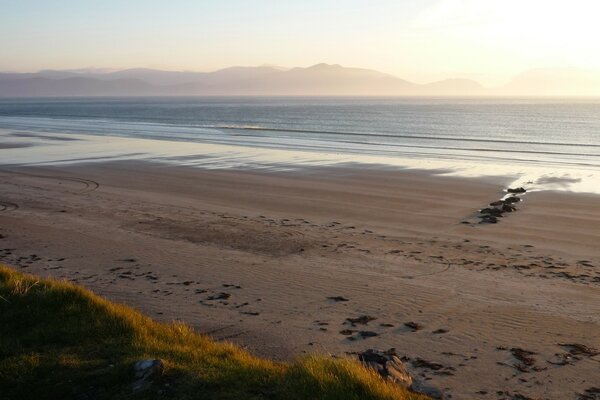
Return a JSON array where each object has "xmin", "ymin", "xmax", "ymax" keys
[{"xmin": 0, "ymin": 97, "xmax": 599, "ymax": 192}]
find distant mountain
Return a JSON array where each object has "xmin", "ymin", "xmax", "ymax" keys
[
  {"xmin": 497, "ymin": 68, "xmax": 600, "ymax": 96},
  {"xmin": 0, "ymin": 77, "xmax": 158, "ymax": 97},
  {"xmin": 0, "ymin": 64, "xmax": 484, "ymax": 97}
]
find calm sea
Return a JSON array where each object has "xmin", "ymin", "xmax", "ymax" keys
[{"xmin": 0, "ymin": 97, "xmax": 599, "ymax": 170}]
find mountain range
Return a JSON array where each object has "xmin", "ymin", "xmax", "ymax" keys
[{"xmin": 0, "ymin": 64, "xmax": 599, "ymax": 97}]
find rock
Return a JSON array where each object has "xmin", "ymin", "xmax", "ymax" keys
[
  {"xmin": 359, "ymin": 349, "xmax": 444, "ymax": 399},
  {"xmin": 502, "ymin": 204, "xmax": 517, "ymax": 212},
  {"xmin": 358, "ymin": 349, "xmax": 413, "ymax": 389},
  {"xmin": 480, "ymin": 207, "xmax": 503, "ymax": 216},
  {"xmin": 132, "ymin": 359, "xmax": 164, "ymax": 392},
  {"xmin": 489, "ymin": 200, "xmax": 504, "ymax": 207},
  {"xmin": 504, "ymin": 196, "xmax": 521, "ymax": 204},
  {"xmin": 479, "ymin": 215, "xmax": 498, "ymax": 224},
  {"xmin": 507, "ymin": 187, "xmax": 527, "ymax": 194}
]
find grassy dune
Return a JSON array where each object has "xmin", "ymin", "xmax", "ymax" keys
[{"xmin": 0, "ymin": 265, "xmax": 428, "ymax": 400}]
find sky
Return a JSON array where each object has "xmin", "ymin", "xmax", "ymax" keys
[{"xmin": 2, "ymin": 0, "xmax": 600, "ymax": 86}]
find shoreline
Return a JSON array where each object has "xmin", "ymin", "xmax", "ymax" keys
[
  {"xmin": 1, "ymin": 161, "xmax": 600, "ymax": 399},
  {"xmin": 1, "ymin": 117, "xmax": 600, "ymax": 196}
]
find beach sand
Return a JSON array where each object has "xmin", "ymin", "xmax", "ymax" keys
[{"xmin": 1, "ymin": 161, "xmax": 599, "ymax": 399}]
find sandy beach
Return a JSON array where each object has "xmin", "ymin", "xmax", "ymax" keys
[{"xmin": 1, "ymin": 161, "xmax": 599, "ymax": 399}]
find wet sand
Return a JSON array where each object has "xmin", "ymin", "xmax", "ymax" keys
[{"xmin": 0, "ymin": 161, "xmax": 599, "ymax": 400}]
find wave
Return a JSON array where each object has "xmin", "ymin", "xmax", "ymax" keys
[{"xmin": 207, "ymin": 124, "xmax": 600, "ymax": 149}]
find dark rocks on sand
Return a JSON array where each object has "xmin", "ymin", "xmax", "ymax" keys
[{"xmin": 489, "ymin": 200, "xmax": 504, "ymax": 207}]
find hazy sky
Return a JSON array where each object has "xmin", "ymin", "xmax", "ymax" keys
[{"xmin": 2, "ymin": 0, "xmax": 600, "ymax": 85}]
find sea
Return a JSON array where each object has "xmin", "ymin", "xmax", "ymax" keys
[{"xmin": 0, "ymin": 97, "xmax": 599, "ymax": 192}]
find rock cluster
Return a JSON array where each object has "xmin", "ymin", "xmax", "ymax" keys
[
  {"xmin": 358, "ymin": 349, "xmax": 413, "ymax": 388},
  {"xmin": 358, "ymin": 349, "xmax": 444, "ymax": 399},
  {"xmin": 476, "ymin": 187, "xmax": 526, "ymax": 224}
]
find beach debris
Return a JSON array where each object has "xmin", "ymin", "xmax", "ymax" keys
[
  {"xmin": 506, "ymin": 393, "xmax": 537, "ymax": 400},
  {"xmin": 206, "ymin": 292, "xmax": 231, "ymax": 300},
  {"xmin": 404, "ymin": 321, "xmax": 423, "ymax": 331},
  {"xmin": 346, "ymin": 315, "xmax": 376, "ymax": 326},
  {"xmin": 327, "ymin": 296, "xmax": 349, "ymax": 302},
  {"xmin": 558, "ymin": 343, "xmax": 599, "ymax": 357},
  {"xmin": 340, "ymin": 329, "xmax": 356, "ymax": 335},
  {"xmin": 432, "ymin": 328, "xmax": 449, "ymax": 334},
  {"xmin": 411, "ymin": 358, "xmax": 445, "ymax": 371},
  {"xmin": 132, "ymin": 359, "xmax": 164, "ymax": 392},
  {"xmin": 508, "ymin": 348, "xmax": 545, "ymax": 372},
  {"xmin": 222, "ymin": 283, "xmax": 242, "ymax": 288},
  {"xmin": 358, "ymin": 331, "xmax": 378, "ymax": 338}
]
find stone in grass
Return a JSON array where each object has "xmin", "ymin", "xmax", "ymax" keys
[
  {"xmin": 358, "ymin": 349, "xmax": 413, "ymax": 388},
  {"xmin": 132, "ymin": 359, "xmax": 164, "ymax": 392},
  {"xmin": 359, "ymin": 349, "xmax": 444, "ymax": 399}
]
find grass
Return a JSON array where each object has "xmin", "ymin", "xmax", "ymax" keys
[{"xmin": 0, "ymin": 264, "xmax": 429, "ymax": 400}]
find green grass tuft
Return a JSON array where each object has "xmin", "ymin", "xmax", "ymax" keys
[{"xmin": 0, "ymin": 264, "xmax": 429, "ymax": 399}]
